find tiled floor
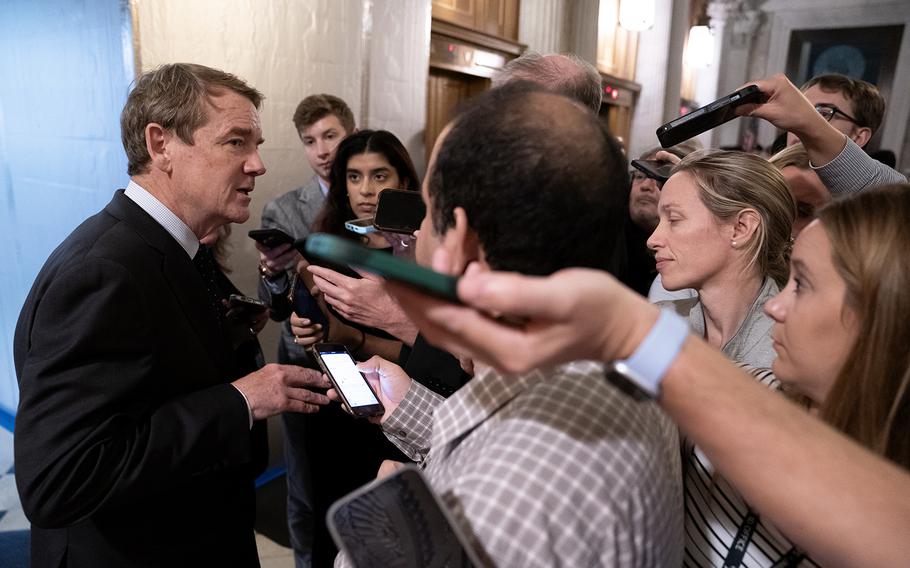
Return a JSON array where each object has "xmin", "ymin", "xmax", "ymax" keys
[
  {"xmin": 256, "ymin": 533, "xmax": 295, "ymax": 568},
  {"xmin": 0, "ymin": 428, "xmax": 27, "ymax": 532}
]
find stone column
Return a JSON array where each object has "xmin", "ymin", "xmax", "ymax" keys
[{"xmin": 705, "ymin": 0, "xmax": 762, "ymax": 148}]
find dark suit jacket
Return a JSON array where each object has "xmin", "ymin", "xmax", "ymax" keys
[{"xmin": 14, "ymin": 191, "xmax": 265, "ymax": 567}]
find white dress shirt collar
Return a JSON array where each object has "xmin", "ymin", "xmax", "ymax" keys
[{"xmin": 124, "ymin": 180, "xmax": 199, "ymax": 258}]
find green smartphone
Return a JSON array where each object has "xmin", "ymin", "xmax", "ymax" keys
[{"xmin": 302, "ymin": 233, "xmax": 460, "ymax": 303}]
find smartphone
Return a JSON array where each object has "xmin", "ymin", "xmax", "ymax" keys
[
  {"xmin": 291, "ymin": 275, "xmax": 329, "ymax": 329},
  {"xmin": 228, "ymin": 293, "xmax": 268, "ymax": 313},
  {"xmin": 656, "ymin": 85, "xmax": 767, "ymax": 148},
  {"xmin": 631, "ymin": 159, "xmax": 674, "ymax": 184},
  {"xmin": 328, "ymin": 465, "xmax": 482, "ymax": 567},
  {"xmin": 303, "ymin": 233, "xmax": 460, "ymax": 303},
  {"xmin": 344, "ymin": 217, "xmax": 377, "ymax": 235},
  {"xmin": 312, "ymin": 343, "xmax": 384, "ymax": 418},
  {"xmin": 373, "ymin": 189, "xmax": 426, "ymax": 234},
  {"xmin": 248, "ymin": 228, "xmax": 295, "ymax": 249}
]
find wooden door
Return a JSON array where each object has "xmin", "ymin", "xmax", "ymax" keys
[{"xmin": 425, "ymin": 69, "xmax": 490, "ymax": 158}]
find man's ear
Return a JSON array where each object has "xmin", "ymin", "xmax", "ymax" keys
[
  {"xmin": 731, "ymin": 208, "xmax": 761, "ymax": 249},
  {"xmin": 440, "ymin": 207, "xmax": 481, "ymax": 275},
  {"xmin": 145, "ymin": 123, "xmax": 172, "ymax": 173},
  {"xmin": 850, "ymin": 126, "xmax": 872, "ymax": 148}
]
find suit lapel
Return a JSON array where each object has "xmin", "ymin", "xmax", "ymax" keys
[
  {"xmin": 297, "ymin": 176, "xmax": 326, "ymax": 221},
  {"xmin": 106, "ymin": 191, "xmax": 233, "ymax": 381}
]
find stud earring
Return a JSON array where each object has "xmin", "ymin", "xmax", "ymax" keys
[{"xmin": 731, "ymin": 240, "xmax": 737, "ymax": 247}]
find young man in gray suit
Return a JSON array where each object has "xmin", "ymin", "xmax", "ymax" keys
[
  {"xmin": 255, "ymin": 94, "xmax": 354, "ymax": 568},
  {"xmin": 257, "ymin": 94, "xmax": 355, "ymax": 366}
]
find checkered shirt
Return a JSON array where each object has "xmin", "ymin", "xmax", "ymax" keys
[
  {"xmin": 814, "ymin": 137, "xmax": 906, "ymax": 194},
  {"xmin": 371, "ymin": 360, "xmax": 684, "ymax": 567}
]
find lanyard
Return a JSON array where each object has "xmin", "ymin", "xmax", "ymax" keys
[{"xmin": 724, "ymin": 510, "xmax": 805, "ymax": 568}]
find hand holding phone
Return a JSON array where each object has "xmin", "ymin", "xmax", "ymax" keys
[
  {"xmin": 304, "ymin": 233, "xmax": 460, "ymax": 302},
  {"xmin": 312, "ymin": 343, "xmax": 385, "ymax": 418}
]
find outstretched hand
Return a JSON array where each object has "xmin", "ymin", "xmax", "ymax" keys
[
  {"xmin": 382, "ymin": 249, "xmax": 659, "ymax": 375},
  {"xmin": 233, "ymin": 364, "xmax": 332, "ymax": 420},
  {"xmin": 326, "ymin": 355, "xmax": 413, "ymax": 424}
]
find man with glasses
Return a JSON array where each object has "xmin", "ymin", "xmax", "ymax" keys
[
  {"xmin": 786, "ymin": 74, "xmax": 884, "ymax": 149},
  {"xmin": 743, "ymin": 74, "xmax": 905, "ymax": 194}
]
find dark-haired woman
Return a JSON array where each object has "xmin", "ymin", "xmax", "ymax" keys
[{"xmin": 287, "ymin": 129, "xmax": 420, "ymax": 566}]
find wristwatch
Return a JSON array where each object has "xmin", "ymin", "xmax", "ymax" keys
[{"xmin": 607, "ymin": 309, "xmax": 690, "ymax": 397}]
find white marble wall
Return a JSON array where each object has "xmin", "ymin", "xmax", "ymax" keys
[
  {"xmin": 133, "ymin": 0, "xmax": 431, "ymax": 359},
  {"xmin": 628, "ymin": 0, "xmax": 687, "ymax": 159},
  {"xmin": 730, "ymin": 0, "xmax": 910, "ymax": 168},
  {"xmin": 519, "ymin": 0, "xmax": 571, "ymax": 53}
]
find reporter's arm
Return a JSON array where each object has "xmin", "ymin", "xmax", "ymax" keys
[
  {"xmin": 660, "ymin": 339, "xmax": 910, "ymax": 568},
  {"xmin": 386, "ymin": 261, "xmax": 910, "ymax": 567},
  {"xmin": 813, "ymin": 137, "xmax": 907, "ymax": 194},
  {"xmin": 741, "ymin": 73, "xmax": 906, "ymax": 194}
]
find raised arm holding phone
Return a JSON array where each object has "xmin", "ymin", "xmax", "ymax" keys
[{"xmin": 738, "ymin": 74, "xmax": 905, "ymax": 191}]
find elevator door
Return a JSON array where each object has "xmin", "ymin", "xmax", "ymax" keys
[{"xmin": 426, "ymin": 68, "xmax": 490, "ymax": 159}]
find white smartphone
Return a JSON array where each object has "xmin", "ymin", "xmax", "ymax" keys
[
  {"xmin": 311, "ymin": 343, "xmax": 384, "ymax": 418},
  {"xmin": 344, "ymin": 217, "xmax": 376, "ymax": 235}
]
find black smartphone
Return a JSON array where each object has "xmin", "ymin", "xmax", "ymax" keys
[
  {"xmin": 291, "ymin": 275, "xmax": 329, "ymax": 329},
  {"xmin": 631, "ymin": 159, "xmax": 674, "ymax": 184},
  {"xmin": 311, "ymin": 343, "xmax": 384, "ymax": 418},
  {"xmin": 228, "ymin": 293, "xmax": 268, "ymax": 313},
  {"xmin": 328, "ymin": 465, "xmax": 482, "ymax": 567},
  {"xmin": 656, "ymin": 85, "xmax": 767, "ymax": 148},
  {"xmin": 248, "ymin": 228, "xmax": 295, "ymax": 249},
  {"xmin": 373, "ymin": 189, "xmax": 426, "ymax": 234},
  {"xmin": 304, "ymin": 233, "xmax": 460, "ymax": 303}
]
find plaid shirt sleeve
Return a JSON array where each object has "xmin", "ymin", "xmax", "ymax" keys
[
  {"xmin": 814, "ymin": 137, "xmax": 906, "ymax": 194},
  {"xmin": 381, "ymin": 379, "xmax": 443, "ymax": 463}
]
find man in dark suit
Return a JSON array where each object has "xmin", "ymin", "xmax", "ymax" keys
[
  {"xmin": 13, "ymin": 63, "xmax": 332, "ymax": 568},
  {"xmin": 254, "ymin": 94, "xmax": 354, "ymax": 568}
]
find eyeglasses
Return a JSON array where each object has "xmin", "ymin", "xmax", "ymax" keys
[
  {"xmin": 814, "ymin": 103, "xmax": 859, "ymax": 125},
  {"xmin": 630, "ymin": 171, "xmax": 664, "ymax": 187}
]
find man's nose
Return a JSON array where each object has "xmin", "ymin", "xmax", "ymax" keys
[{"xmin": 246, "ymin": 150, "xmax": 267, "ymax": 176}]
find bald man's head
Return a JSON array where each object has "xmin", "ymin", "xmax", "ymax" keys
[
  {"xmin": 428, "ymin": 83, "xmax": 627, "ymax": 275},
  {"xmin": 493, "ymin": 52, "xmax": 603, "ymax": 113}
]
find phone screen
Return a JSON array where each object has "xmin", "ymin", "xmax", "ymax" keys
[{"xmin": 320, "ymin": 350, "xmax": 381, "ymax": 408}]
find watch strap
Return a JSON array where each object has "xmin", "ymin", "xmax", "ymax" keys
[{"xmin": 611, "ymin": 309, "xmax": 690, "ymax": 397}]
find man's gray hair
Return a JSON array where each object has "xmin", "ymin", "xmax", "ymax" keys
[{"xmin": 492, "ymin": 52, "xmax": 603, "ymax": 113}]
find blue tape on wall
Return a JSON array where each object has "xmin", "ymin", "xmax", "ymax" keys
[
  {"xmin": 0, "ymin": 0, "xmax": 134, "ymax": 414},
  {"xmin": 0, "ymin": 406, "xmax": 14, "ymax": 434}
]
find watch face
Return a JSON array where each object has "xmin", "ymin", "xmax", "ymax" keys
[{"xmin": 604, "ymin": 366, "xmax": 655, "ymax": 401}]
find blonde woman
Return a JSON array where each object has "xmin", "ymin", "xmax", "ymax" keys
[{"xmin": 648, "ymin": 150, "xmax": 796, "ymax": 367}]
